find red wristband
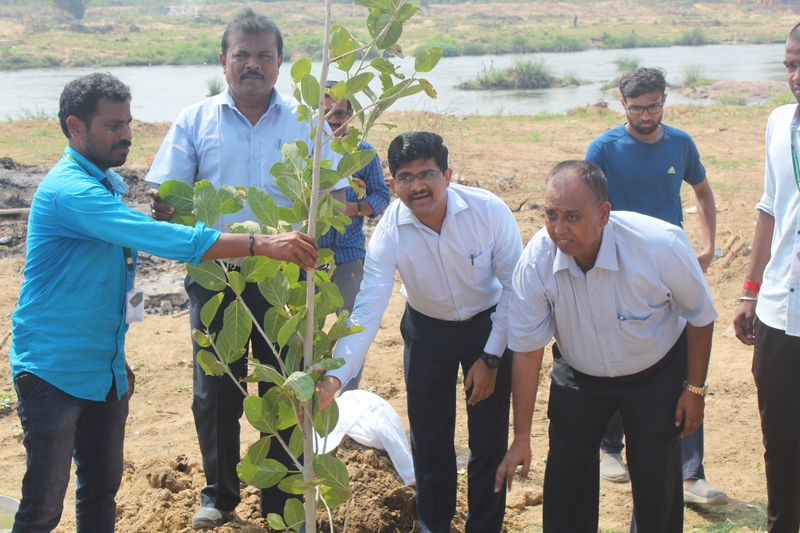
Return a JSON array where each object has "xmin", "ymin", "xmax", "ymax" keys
[{"xmin": 743, "ymin": 279, "xmax": 761, "ymax": 293}]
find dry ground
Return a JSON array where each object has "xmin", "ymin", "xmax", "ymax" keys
[{"xmin": 0, "ymin": 98, "xmax": 783, "ymax": 531}]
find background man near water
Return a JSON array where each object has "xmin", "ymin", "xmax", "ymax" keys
[
  {"xmin": 9, "ymin": 72, "xmax": 316, "ymax": 533},
  {"xmin": 319, "ymin": 131, "xmax": 522, "ymax": 533},
  {"xmin": 733, "ymin": 23, "xmax": 800, "ymax": 533},
  {"xmin": 318, "ymin": 85, "xmax": 390, "ymax": 392},
  {"xmin": 496, "ymin": 161, "xmax": 717, "ymax": 533},
  {"xmin": 146, "ymin": 9, "xmax": 341, "ymax": 530},
  {"xmin": 585, "ymin": 66, "xmax": 726, "ymax": 506}
]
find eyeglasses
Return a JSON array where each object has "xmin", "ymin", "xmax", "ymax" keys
[
  {"xmin": 393, "ymin": 169, "xmax": 440, "ymax": 185},
  {"xmin": 625, "ymin": 103, "xmax": 663, "ymax": 116}
]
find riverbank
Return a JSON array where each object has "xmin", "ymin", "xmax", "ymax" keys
[
  {"xmin": 0, "ymin": 101, "xmax": 783, "ymax": 530},
  {"xmin": 0, "ymin": 0, "xmax": 792, "ymax": 71}
]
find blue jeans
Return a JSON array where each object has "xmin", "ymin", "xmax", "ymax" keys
[{"xmin": 13, "ymin": 373, "xmax": 128, "ymax": 533}]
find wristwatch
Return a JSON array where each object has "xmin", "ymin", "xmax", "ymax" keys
[
  {"xmin": 683, "ymin": 381, "xmax": 708, "ymax": 397},
  {"xmin": 480, "ymin": 352, "xmax": 502, "ymax": 369}
]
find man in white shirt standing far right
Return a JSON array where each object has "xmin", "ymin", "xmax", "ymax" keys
[{"xmin": 319, "ymin": 131, "xmax": 522, "ymax": 533}]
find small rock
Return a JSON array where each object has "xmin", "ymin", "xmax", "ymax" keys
[{"xmin": 506, "ymin": 489, "xmax": 543, "ymax": 510}]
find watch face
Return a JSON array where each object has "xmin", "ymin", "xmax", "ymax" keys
[{"xmin": 482, "ymin": 354, "xmax": 501, "ymax": 368}]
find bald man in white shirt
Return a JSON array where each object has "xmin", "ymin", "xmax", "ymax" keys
[
  {"xmin": 319, "ymin": 131, "xmax": 523, "ymax": 533},
  {"xmin": 495, "ymin": 161, "xmax": 716, "ymax": 533}
]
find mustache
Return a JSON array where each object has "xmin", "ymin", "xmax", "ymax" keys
[
  {"xmin": 113, "ymin": 140, "xmax": 131, "ymax": 149},
  {"xmin": 241, "ymin": 70, "xmax": 264, "ymax": 80}
]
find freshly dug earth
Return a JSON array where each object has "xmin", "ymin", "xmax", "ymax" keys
[{"xmin": 0, "ymin": 101, "xmax": 783, "ymax": 532}]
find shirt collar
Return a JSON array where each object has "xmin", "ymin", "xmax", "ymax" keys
[
  {"xmin": 218, "ymin": 87, "xmax": 284, "ymax": 119},
  {"xmin": 552, "ymin": 217, "xmax": 619, "ymax": 276},
  {"xmin": 397, "ymin": 185, "xmax": 467, "ymax": 229},
  {"xmin": 63, "ymin": 146, "xmax": 128, "ymax": 194}
]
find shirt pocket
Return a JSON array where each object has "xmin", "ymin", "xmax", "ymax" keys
[{"xmin": 469, "ymin": 250, "xmax": 493, "ymax": 285}]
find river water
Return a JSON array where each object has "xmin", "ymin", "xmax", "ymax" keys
[{"xmin": 0, "ymin": 43, "xmax": 785, "ymax": 122}]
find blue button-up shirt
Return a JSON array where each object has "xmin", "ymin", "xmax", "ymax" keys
[
  {"xmin": 9, "ymin": 147, "xmax": 220, "ymax": 401},
  {"xmin": 317, "ymin": 141, "xmax": 390, "ymax": 264}
]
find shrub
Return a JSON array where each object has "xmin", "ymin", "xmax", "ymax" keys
[
  {"xmin": 613, "ymin": 55, "xmax": 640, "ymax": 73},
  {"xmin": 457, "ymin": 59, "xmax": 556, "ymax": 90},
  {"xmin": 684, "ymin": 65, "xmax": 713, "ymax": 87}
]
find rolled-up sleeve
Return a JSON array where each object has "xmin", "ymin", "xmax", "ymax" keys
[{"xmin": 54, "ymin": 181, "xmax": 220, "ymax": 264}]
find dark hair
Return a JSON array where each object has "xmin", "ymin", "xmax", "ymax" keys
[
  {"xmin": 546, "ymin": 160, "xmax": 608, "ymax": 204},
  {"xmin": 618, "ymin": 67, "xmax": 666, "ymax": 100},
  {"xmin": 387, "ymin": 131, "xmax": 448, "ymax": 176},
  {"xmin": 789, "ymin": 22, "xmax": 800, "ymax": 43},
  {"xmin": 58, "ymin": 72, "xmax": 131, "ymax": 138},
  {"xmin": 221, "ymin": 8, "xmax": 283, "ymax": 56}
]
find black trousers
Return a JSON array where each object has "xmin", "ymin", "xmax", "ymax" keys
[
  {"xmin": 544, "ymin": 331, "xmax": 687, "ymax": 533},
  {"xmin": 401, "ymin": 304, "xmax": 512, "ymax": 533},
  {"xmin": 753, "ymin": 319, "xmax": 800, "ymax": 533},
  {"xmin": 187, "ymin": 276, "xmax": 297, "ymax": 516}
]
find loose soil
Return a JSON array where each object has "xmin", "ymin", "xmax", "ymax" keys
[{"xmin": 0, "ymin": 100, "xmax": 781, "ymax": 532}]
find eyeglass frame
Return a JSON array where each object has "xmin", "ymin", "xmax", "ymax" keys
[
  {"xmin": 624, "ymin": 102, "xmax": 664, "ymax": 116},
  {"xmin": 392, "ymin": 169, "xmax": 442, "ymax": 186}
]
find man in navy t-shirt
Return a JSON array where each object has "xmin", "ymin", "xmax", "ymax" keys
[{"xmin": 586, "ymin": 67, "xmax": 726, "ymax": 507}]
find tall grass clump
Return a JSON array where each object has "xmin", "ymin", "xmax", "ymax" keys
[
  {"xmin": 613, "ymin": 55, "xmax": 640, "ymax": 73},
  {"xmin": 206, "ymin": 78, "xmax": 223, "ymax": 97},
  {"xmin": 457, "ymin": 59, "xmax": 556, "ymax": 90},
  {"xmin": 684, "ymin": 65, "xmax": 713, "ymax": 87},
  {"xmin": 676, "ymin": 28, "xmax": 710, "ymax": 46}
]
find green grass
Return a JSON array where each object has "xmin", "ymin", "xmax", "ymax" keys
[
  {"xmin": 767, "ymin": 92, "xmax": 796, "ymax": 107},
  {"xmin": 676, "ymin": 27, "xmax": 713, "ymax": 47},
  {"xmin": 717, "ymin": 96, "xmax": 747, "ymax": 106},
  {"xmin": 613, "ymin": 55, "xmax": 640, "ymax": 73},
  {"xmin": 684, "ymin": 65, "xmax": 714, "ymax": 87},
  {"xmin": 456, "ymin": 59, "xmax": 583, "ymax": 91}
]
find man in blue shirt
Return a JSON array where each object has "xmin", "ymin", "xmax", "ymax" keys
[
  {"xmin": 9, "ymin": 73, "xmax": 316, "ymax": 533},
  {"xmin": 318, "ymin": 86, "xmax": 390, "ymax": 391},
  {"xmin": 146, "ymin": 9, "xmax": 342, "ymax": 530},
  {"xmin": 586, "ymin": 67, "xmax": 725, "ymax": 507}
]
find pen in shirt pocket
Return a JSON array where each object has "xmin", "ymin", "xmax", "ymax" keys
[{"xmin": 469, "ymin": 250, "xmax": 484, "ymax": 265}]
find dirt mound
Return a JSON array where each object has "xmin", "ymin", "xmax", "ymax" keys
[
  {"xmin": 112, "ymin": 438, "xmax": 463, "ymax": 533},
  {"xmin": 676, "ymin": 80, "xmax": 786, "ymax": 102}
]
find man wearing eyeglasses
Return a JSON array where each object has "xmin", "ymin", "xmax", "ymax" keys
[
  {"xmin": 318, "ymin": 131, "xmax": 522, "ymax": 533},
  {"xmin": 585, "ymin": 67, "xmax": 725, "ymax": 507},
  {"xmin": 317, "ymin": 85, "xmax": 390, "ymax": 393}
]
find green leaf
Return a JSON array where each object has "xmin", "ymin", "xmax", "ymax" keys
[
  {"xmin": 252, "ymin": 363, "xmax": 285, "ymax": 386},
  {"xmin": 327, "ymin": 310, "xmax": 352, "ymax": 342},
  {"xmin": 241, "ymin": 256, "xmax": 280, "ymax": 283},
  {"xmin": 320, "ymin": 485, "xmax": 350, "ymax": 509},
  {"xmin": 247, "ymin": 187, "xmax": 280, "ymax": 228},
  {"xmin": 277, "ymin": 311, "xmax": 305, "ymax": 347},
  {"xmin": 267, "ymin": 513, "xmax": 287, "ymax": 531},
  {"xmin": 275, "ymin": 175, "xmax": 305, "ymax": 206},
  {"xmin": 192, "ymin": 328, "xmax": 211, "ymax": 348},
  {"xmin": 171, "ymin": 213, "xmax": 198, "ymax": 227},
  {"xmin": 290, "ymin": 57, "xmax": 311, "ymax": 83},
  {"xmin": 283, "ymin": 263, "xmax": 301, "ymax": 285},
  {"xmin": 300, "ymin": 73, "xmax": 320, "ymax": 109},
  {"xmin": 288, "ymin": 425, "xmax": 303, "ymax": 458},
  {"xmin": 285, "ymin": 337, "xmax": 303, "ymax": 374},
  {"xmin": 287, "ymin": 285, "xmax": 307, "ymax": 308},
  {"xmin": 312, "ymin": 331, "xmax": 332, "ymax": 362},
  {"xmin": 284, "ymin": 371, "xmax": 315, "ymax": 402},
  {"xmin": 237, "ymin": 455, "xmax": 287, "ymax": 489},
  {"xmin": 158, "ymin": 180, "xmax": 194, "ymax": 214},
  {"xmin": 297, "ymin": 104, "xmax": 312, "ymax": 125},
  {"xmin": 318, "ymin": 279, "xmax": 344, "ymax": 310},
  {"xmin": 419, "ymin": 78, "xmax": 437, "ymax": 98},
  {"xmin": 354, "ymin": 0, "xmax": 393, "ymax": 11},
  {"xmin": 337, "ymin": 149, "xmax": 376, "ymax": 178},
  {"xmin": 227, "ymin": 270, "xmax": 245, "ymax": 296},
  {"xmin": 227, "ymin": 220, "xmax": 262, "ymax": 234},
  {"xmin": 321, "ymin": 357, "xmax": 346, "ymax": 371},
  {"xmin": 187, "ymin": 261, "xmax": 228, "ymax": 291},
  {"xmin": 283, "ymin": 498, "xmax": 304, "ymax": 531},
  {"xmin": 415, "ymin": 46, "xmax": 443, "ymax": 73},
  {"xmin": 345, "ymin": 72, "xmax": 374, "ymax": 97},
  {"xmin": 263, "ymin": 306, "xmax": 290, "ymax": 342},
  {"xmin": 218, "ymin": 185, "xmax": 247, "ymax": 214},
  {"xmin": 246, "ymin": 435, "xmax": 273, "ymax": 464},
  {"xmin": 330, "ymin": 24, "xmax": 357, "ymax": 72},
  {"xmin": 258, "ymin": 272, "xmax": 290, "ymax": 308},
  {"xmin": 200, "ymin": 292, "xmax": 225, "ymax": 328},
  {"xmin": 396, "ymin": 2, "xmax": 420, "ymax": 22},
  {"xmin": 319, "ymin": 168, "xmax": 343, "ymax": 190},
  {"xmin": 314, "ymin": 454, "xmax": 349, "ymax": 490},
  {"xmin": 216, "ymin": 299, "xmax": 252, "ymax": 364},
  {"xmin": 370, "ymin": 57, "xmax": 398, "ymax": 76},
  {"xmin": 278, "ymin": 474, "xmax": 310, "ymax": 495},
  {"xmin": 367, "ymin": 10, "xmax": 403, "ymax": 49},
  {"xmin": 197, "ymin": 349, "xmax": 225, "ymax": 376},
  {"xmin": 314, "ymin": 397, "xmax": 339, "ymax": 438},
  {"xmin": 243, "ymin": 395, "xmax": 277, "ymax": 434},
  {"xmin": 193, "ymin": 180, "xmax": 222, "ymax": 227},
  {"xmin": 317, "ymin": 248, "xmax": 335, "ymax": 267}
]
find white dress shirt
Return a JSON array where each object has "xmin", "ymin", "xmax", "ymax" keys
[
  {"xmin": 509, "ymin": 211, "xmax": 718, "ymax": 378},
  {"xmin": 755, "ymin": 104, "xmax": 800, "ymax": 336},
  {"xmin": 146, "ymin": 88, "xmax": 344, "ymax": 231},
  {"xmin": 329, "ymin": 183, "xmax": 523, "ymax": 387}
]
